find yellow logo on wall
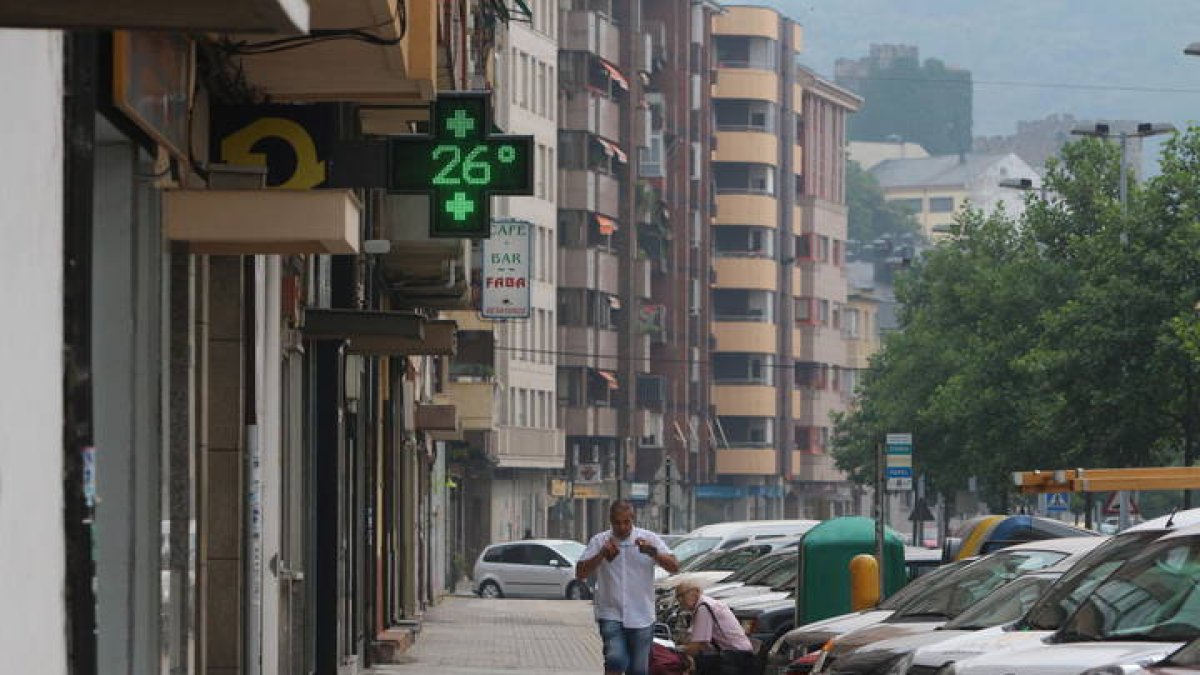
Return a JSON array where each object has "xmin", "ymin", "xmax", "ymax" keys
[{"xmin": 219, "ymin": 117, "xmax": 326, "ymax": 190}]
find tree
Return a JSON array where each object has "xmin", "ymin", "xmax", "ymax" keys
[
  {"xmin": 834, "ymin": 128, "xmax": 1200, "ymax": 508},
  {"xmin": 846, "ymin": 160, "xmax": 922, "ymax": 245}
]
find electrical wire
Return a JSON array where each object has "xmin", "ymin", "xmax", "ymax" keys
[
  {"xmin": 489, "ymin": 343, "xmax": 874, "ymax": 370},
  {"xmin": 222, "ymin": 19, "xmax": 405, "ymax": 55},
  {"xmin": 830, "ymin": 72, "xmax": 1200, "ymax": 96}
]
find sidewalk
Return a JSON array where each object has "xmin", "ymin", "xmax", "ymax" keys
[{"xmin": 367, "ymin": 591, "xmax": 604, "ymax": 675}]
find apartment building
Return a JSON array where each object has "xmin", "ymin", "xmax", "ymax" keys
[
  {"xmin": 555, "ymin": 0, "xmax": 722, "ymax": 536},
  {"xmin": 708, "ymin": 6, "xmax": 862, "ymax": 521},
  {"xmin": 444, "ymin": 0, "xmax": 566, "ymax": 571}
]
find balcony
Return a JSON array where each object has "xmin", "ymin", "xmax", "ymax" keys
[
  {"xmin": 795, "ymin": 196, "xmax": 849, "ymax": 237},
  {"xmin": 560, "ymin": 169, "xmax": 621, "ymax": 216},
  {"xmin": 713, "ymin": 322, "xmax": 777, "ymax": 353},
  {"xmin": 444, "ymin": 380, "xmax": 494, "ymax": 431},
  {"xmin": 634, "ymin": 258, "xmax": 652, "ymax": 299},
  {"xmin": 714, "ymin": 448, "xmax": 777, "ymax": 476},
  {"xmin": 234, "ymin": 0, "xmax": 435, "ymax": 104},
  {"xmin": 794, "ymin": 325, "xmax": 845, "ymax": 365},
  {"xmin": 791, "ymin": 452, "xmax": 844, "ymax": 483},
  {"xmin": 563, "ymin": 9, "xmax": 622, "ymax": 63},
  {"xmin": 792, "ymin": 388, "xmax": 843, "ymax": 427},
  {"xmin": 712, "ymin": 385, "xmax": 777, "ymax": 417},
  {"xmin": 560, "ymin": 326, "xmax": 619, "ymax": 371},
  {"xmin": 491, "ymin": 426, "xmax": 565, "ymax": 469},
  {"xmin": 561, "ymin": 405, "xmax": 618, "ymax": 437},
  {"xmin": 714, "ymin": 258, "xmax": 777, "ymax": 291},
  {"xmin": 714, "ymin": 6, "xmax": 780, "ymax": 41},
  {"xmin": 713, "ymin": 69, "xmax": 779, "ymax": 102},
  {"xmin": 0, "ymin": 0, "xmax": 307, "ymax": 31},
  {"xmin": 714, "ymin": 131, "xmax": 779, "ymax": 166},
  {"xmin": 561, "ymin": 91, "xmax": 622, "ymax": 140},
  {"xmin": 714, "ymin": 194, "xmax": 777, "ymax": 228},
  {"xmin": 560, "ymin": 248, "xmax": 619, "ymax": 295},
  {"xmin": 377, "ymin": 195, "xmax": 472, "ymax": 309}
]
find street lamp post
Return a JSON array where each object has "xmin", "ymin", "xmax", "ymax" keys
[
  {"xmin": 1069, "ymin": 122, "xmax": 1176, "ymax": 212},
  {"xmin": 998, "ymin": 177, "xmax": 1047, "ymax": 201}
]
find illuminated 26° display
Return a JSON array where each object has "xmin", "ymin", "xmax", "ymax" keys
[{"xmin": 388, "ymin": 93, "xmax": 534, "ymax": 238}]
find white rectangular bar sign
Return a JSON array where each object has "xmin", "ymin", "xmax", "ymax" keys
[{"xmin": 482, "ymin": 218, "xmax": 532, "ymax": 319}]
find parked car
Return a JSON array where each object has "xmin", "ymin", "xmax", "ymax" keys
[
  {"xmin": 764, "ymin": 558, "xmax": 977, "ymax": 675},
  {"xmin": 950, "ymin": 522, "xmax": 1200, "ymax": 675},
  {"xmin": 1082, "ymin": 636, "xmax": 1200, "ymax": 674},
  {"xmin": 472, "ymin": 539, "xmax": 591, "ymax": 600},
  {"xmin": 823, "ymin": 568, "xmax": 1068, "ymax": 674},
  {"xmin": 906, "ymin": 507, "xmax": 1200, "ymax": 674},
  {"xmin": 811, "ymin": 537, "xmax": 1104, "ymax": 674},
  {"xmin": 659, "ymin": 520, "xmax": 821, "ymax": 580}
]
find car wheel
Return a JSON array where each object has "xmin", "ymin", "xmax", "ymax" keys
[
  {"xmin": 566, "ymin": 581, "xmax": 591, "ymax": 600},
  {"xmin": 478, "ymin": 580, "xmax": 503, "ymax": 599}
]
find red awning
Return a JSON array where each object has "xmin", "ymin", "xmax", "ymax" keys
[
  {"xmin": 596, "ymin": 369, "xmax": 619, "ymax": 389},
  {"xmin": 596, "ymin": 137, "xmax": 628, "ymax": 163},
  {"xmin": 595, "ymin": 213, "xmax": 618, "ymax": 235},
  {"xmin": 599, "ymin": 59, "xmax": 629, "ymax": 90}
]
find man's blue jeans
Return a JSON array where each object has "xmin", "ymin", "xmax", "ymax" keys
[{"xmin": 598, "ymin": 619, "xmax": 654, "ymax": 675}]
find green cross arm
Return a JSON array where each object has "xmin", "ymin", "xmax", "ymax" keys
[{"xmin": 387, "ymin": 93, "xmax": 534, "ymax": 238}]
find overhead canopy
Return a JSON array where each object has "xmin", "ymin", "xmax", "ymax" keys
[
  {"xmin": 302, "ymin": 310, "xmax": 457, "ymax": 356},
  {"xmin": 599, "ymin": 59, "xmax": 629, "ymax": 90},
  {"xmin": 595, "ymin": 136, "xmax": 628, "ymax": 163},
  {"xmin": 595, "ymin": 213, "xmax": 618, "ymax": 235},
  {"xmin": 594, "ymin": 369, "xmax": 619, "ymax": 390}
]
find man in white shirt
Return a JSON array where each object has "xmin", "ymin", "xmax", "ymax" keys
[{"xmin": 577, "ymin": 500, "xmax": 680, "ymax": 675}]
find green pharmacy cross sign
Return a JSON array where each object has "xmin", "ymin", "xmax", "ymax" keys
[{"xmin": 388, "ymin": 92, "xmax": 534, "ymax": 238}]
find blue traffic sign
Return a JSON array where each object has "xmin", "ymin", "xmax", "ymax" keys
[{"xmin": 1045, "ymin": 492, "xmax": 1070, "ymax": 512}]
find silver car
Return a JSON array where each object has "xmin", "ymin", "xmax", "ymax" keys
[{"xmin": 473, "ymin": 539, "xmax": 592, "ymax": 600}]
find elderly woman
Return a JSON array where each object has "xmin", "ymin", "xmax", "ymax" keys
[{"xmin": 673, "ymin": 581, "xmax": 755, "ymax": 675}]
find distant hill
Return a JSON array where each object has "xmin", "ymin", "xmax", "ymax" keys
[{"xmin": 757, "ymin": 0, "xmax": 1200, "ymax": 141}]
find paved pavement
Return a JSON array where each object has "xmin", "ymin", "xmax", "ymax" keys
[{"xmin": 367, "ymin": 594, "xmax": 604, "ymax": 675}]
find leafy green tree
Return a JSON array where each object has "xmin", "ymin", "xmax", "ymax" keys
[
  {"xmin": 834, "ymin": 128, "xmax": 1200, "ymax": 509},
  {"xmin": 846, "ymin": 160, "xmax": 922, "ymax": 245}
]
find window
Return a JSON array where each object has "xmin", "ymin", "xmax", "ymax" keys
[
  {"xmin": 712, "ymin": 289, "xmax": 775, "ymax": 322},
  {"xmin": 930, "ymin": 196, "xmax": 955, "ymax": 213},
  {"xmin": 714, "ymin": 99, "xmax": 776, "ymax": 132},
  {"xmin": 796, "ymin": 234, "xmax": 813, "ymax": 260},
  {"xmin": 818, "ymin": 236, "xmax": 830, "ymax": 262},
  {"xmin": 890, "ymin": 197, "xmax": 923, "ymax": 213},
  {"xmin": 713, "ymin": 353, "xmax": 774, "ymax": 385},
  {"xmin": 714, "ymin": 226, "xmax": 774, "ymax": 258},
  {"xmin": 484, "ymin": 545, "xmax": 506, "ymax": 563},
  {"xmin": 794, "ymin": 297, "xmax": 811, "ymax": 323},
  {"xmin": 714, "ymin": 162, "xmax": 775, "ymax": 195},
  {"xmin": 716, "ymin": 416, "xmax": 774, "ymax": 446}
]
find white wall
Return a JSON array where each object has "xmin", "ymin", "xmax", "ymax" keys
[{"xmin": 0, "ymin": 29, "xmax": 66, "ymax": 674}]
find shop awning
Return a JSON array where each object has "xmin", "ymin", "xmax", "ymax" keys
[
  {"xmin": 599, "ymin": 59, "xmax": 630, "ymax": 90},
  {"xmin": 0, "ymin": 0, "xmax": 307, "ymax": 31},
  {"xmin": 595, "ymin": 214, "xmax": 618, "ymax": 236},
  {"xmin": 596, "ymin": 137, "xmax": 628, "ymax": 164},
  {"xmin": 595, "ymin": 370, "xmax": 619, "ymax": 390},
  {"xmin": 164, "ymin": 188, "xmax": 361, "ymax": 254},
  {"xmin": 302, "ymin": 310, "xmax": 458, "ymax": 356}
]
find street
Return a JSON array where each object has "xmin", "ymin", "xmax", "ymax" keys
[{"xmin": 369, "ymin": 595, "xmax": 604, "ymax": 675}]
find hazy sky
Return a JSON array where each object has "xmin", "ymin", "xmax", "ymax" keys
[{"xmin": 757, "ymin": 1, "xmax": 1200, "ymax": 170}]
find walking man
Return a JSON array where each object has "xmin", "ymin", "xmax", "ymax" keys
[{"xmin": 576, "ymin": 500, "xmax": 680, "ymax": 675}]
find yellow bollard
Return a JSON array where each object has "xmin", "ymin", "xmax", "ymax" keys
[{"xmin": 849, "ymin": 554, "xmax": 881, "ymax": 610}]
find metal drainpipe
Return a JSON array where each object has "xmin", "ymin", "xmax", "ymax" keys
[{"xmin": 244, "ymin": 256, "xmax": 262, "ymax": 675}]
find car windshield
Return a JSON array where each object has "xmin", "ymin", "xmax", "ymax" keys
[
  {"xmin": 697, "ymin": 545, "xmax": 770, "ymax": 572},
  {"xmin": 1022, "ymin": 531, "xmax": 1163, "ymax": 630},
  {"xmin": 880, "ymin": 559, "xmax": 972, "ymax": 610},
  {"xmin": 1163, "ymin": 637, "xmax": 1200, "ymax": 667},
  {"xmin": 548, "ymin": 541, "xmax": 586, "ymax": 561},
  {"xmin": 737, "ymin": 554, "xmax": 795, "ymax": 586},
  {"xmin": 943, "ymin": 573, "xmax": 1058, "ymax": 630},
  {"xmin": 724, "ymin": 552, "xmax": 787, "ymax": 583},
  {"xmin": 893, "ymin": 549, "xmax": 1068, "ymax": 620},
  {"xmin": 1058, "ymin": 537, "xmax": 1200, "ymax": 643},
  {"xmin": 672, "ymin": 537, "xmax": 721, "ymax": 564}
]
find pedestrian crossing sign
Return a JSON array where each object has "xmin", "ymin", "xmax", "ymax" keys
[{"xmin": 1045, "ymin": 492, "xmax": 1069, "ymax": 512}]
